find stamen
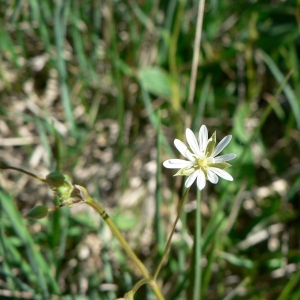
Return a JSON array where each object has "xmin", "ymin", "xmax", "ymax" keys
[{"xmin": 197, "ymin": 158, "xmax": 208, "ymax": 168}]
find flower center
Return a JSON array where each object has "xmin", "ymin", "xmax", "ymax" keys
[{"xmin": 196, "ymin": 158, "xmax": 208, "ymax": 169}]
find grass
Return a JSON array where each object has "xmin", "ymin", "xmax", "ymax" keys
[{"xmin": 1, "ymin": 0, "xmax": 300, "ymax": 299}]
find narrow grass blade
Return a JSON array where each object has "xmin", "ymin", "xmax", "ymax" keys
[
  {"xmin": 54, "ymin": 0, "xmax": 76, "ymax": 135},
  {"xmin": 155, "ymin": 113, "xmax": 164, "ymax": 254},
  {"xmin": 0, "ymin": 223, "xmax": 17, "ymax": 292},
  {"xmin": 36, "ymin": 119, "xmax": 53, "ymax": 168},
  {"xmin": 223, "ymin": 277, "xmax": 250, "ymax": 300},
  {"xmin": 105, "ymin": 2, "xmax": 125, "ymax": 150},
  {"xmin": 258, "ymin": 50, "xmax": 300, "ymax": 130},
  {"xmin": 201, "ymin": 237, "xmax": 216, "ymax": 298},
  {"xmin": 140, "ymin": 87, "xmax": 174, "ymax": 157},
  {"xmin": 0, "ymin": 189, "xmax": 60, "ymax": 297},
  {"xmin": 277, "ymin": 268, "xmax": 300, "ymax": 300},
  {"xmin": 28, "ymin": 0, "xmax": 51, "ymax": 52},
  {"xmin": 191, "ymin": 75, "xmax": 211, "ymax": 132}
]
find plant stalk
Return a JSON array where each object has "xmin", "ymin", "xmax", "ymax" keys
[
  {"xmin": 84, "ymin": 196, "xmax": 165, "ymax": 300},
  {"xmin": 154, "ymin": 188, "xmax": 190, "ymax": 280},
  {"xmin": 0, "ymin": 163, "xmax": 46, "ymax": 183},
  {"xmin": 124, "ymin": 278, "xmax": 153, "ymax": 299},
  {"xmin": 193, "ymin": 189, "xmax": 202, "ymax": 299}
]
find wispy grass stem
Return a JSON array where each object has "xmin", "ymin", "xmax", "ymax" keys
[
  {"xmin": 154, "ymin": 188, "xmax": 190, "ymax": 280},
  {"xmin": 186, "ymin": 0, "xmax": 206, "ymax": 129}
]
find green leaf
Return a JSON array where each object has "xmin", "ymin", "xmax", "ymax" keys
[
  {"xmin": 113, "ymin": 213, "xmax": 137, "ymax": 231},
  {"xmin": 233, "ymin": 103, "xmax": 251, "ymax": 143},
  {"xmin": 258, "ymin": 50, "xmax": 300, "ymax": 130},
  {"xmin": 138, "ymin": 67, "xmax": 172, "ymax": 97},
  {"xmin": 218, "ymin": 251, "xmax": 253, "ymax": 269}
]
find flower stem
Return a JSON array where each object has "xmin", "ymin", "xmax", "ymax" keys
[
  {"xmin": 0, "ymin": 163, "xmax": 46, "ymax": 183},
  {"xmin": 154, "ymin": 188, "xmax": 190, "ymax": 280},
  {"xmin": 193, "ymin": 189, "xmax": 202, "ymax": 299},
  {"xmin": 83, "ymin": 196, "xmax": 165, "ymax": 300}
]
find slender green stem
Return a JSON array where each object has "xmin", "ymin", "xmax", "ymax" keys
[
  {"xmin": 0, "ymin": 163, "xmax": 46, "ymax": 183},
  {"xmin": 155, "ymin": 116, "xmax": 164, "ymax": 254},
  {"xmin": 193, "ymin": 189, "xmax": 202, "ymax": 300},
  {"xmin": 154, "ymin": 188, "xmax": 190, "ymax": 280},
  {"xmin": 84, "ymin": 196, "xmax": 165, "ymax": 300},
  {"xmin": 169, "ymin": 0, "xmax": 184, "ymax": 113},
  {"xmin": 54, "ymin": 0, "xmax": 75, "ymax": 134},
  {"xmin": 85, "ymin": 197, "xmax": 149, "ymax": 276},
  {"xmin": 124, "ymin": 278, "xmax": 153, "ymax": 299},
  {"xmin": 106, "ymin": 1, "xmax": 124, "ymax": 150}
]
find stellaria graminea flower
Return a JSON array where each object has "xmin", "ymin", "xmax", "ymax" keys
[{"xmin": 163, "ymin": 125, "xmax": 236, "ymax": 190}]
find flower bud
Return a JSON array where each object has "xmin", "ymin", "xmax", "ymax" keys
[
  {"xmin": 24, "ymin": 205, "xmax": 49, "ymax": 220},
  {"xmin": 46, "ymin": 172, "xmax": 73, "ymax": 204}
]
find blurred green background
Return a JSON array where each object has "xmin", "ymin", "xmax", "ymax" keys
[{"xmin": 1, "ymin": 0, "xmax": 300, "ymax": 299}]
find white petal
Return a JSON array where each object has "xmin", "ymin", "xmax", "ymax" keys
[
  {"xmin": 199, "ymin": 125, "xmax": 208, "ymax": 152},
  {"xmin": 211, "ymin": 135, "xmax": 232, "ymax": 157},
  {"xmin": 174, "ymin": 139, "xmax": 191, "ymax": 159},
  {"xmin": 163, "ymin": 159, "xmax": 192, "ymax": 169},
  {"xmin": 207, "ymin": 168, "xmax": 219, "ymax": 184},
  {"xmin": 197, "ymin": 170, "xmax": 206, "ymax": 190},
  {"xmin": 186, "ymin": 128, "xmax": 201, "ymax": 156},
  {"xmin": 185, "ymin": 150, "xmax": 196, "ymax": 162},
  {"xmin": 214, "ymin": 153, "xmax": 237, "ymax": 162},
  {"xmin": 209, "ymin": 167, "xmax": 233, "ymax": 181},
  {"xmin": 185, "ymin": 170, "xmax": 200, "ymax": 188}
]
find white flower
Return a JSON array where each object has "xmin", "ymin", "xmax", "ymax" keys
[{"xmin": 163, "ymin": 125, "xmax": 236, "ymax": 190}]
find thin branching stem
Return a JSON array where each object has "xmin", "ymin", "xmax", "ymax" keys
[
  {"xmin": 0, "ymin": 163, "xmax": 46, "ymax": 183},
  {"xmin": 154, "ymin": 188, "xmax": 190, "ymax": 280},
  {"xmin": 84, "ymin": 196, "xmax": 165, "ymax": 300},
  {"xmin": 124, "ymin": 278, "xmax": 153, "ymax": 299}
]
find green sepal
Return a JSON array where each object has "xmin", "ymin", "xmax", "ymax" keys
[
  {"xmin": 205, "ymin": 132, "xmax": 216, "ymax": 157},
  {"xmin": 210, "ymin": 162, "xmax": 231, "ymax": 169},
  {"xmin": 174, "ymin": 166, "xmax": 196, "ymax": 176},
  {"xmin": 61, "ymin": 185, "xmax": 90, "ymax": 207},
  {"xmin": 24, "ymin": 205, "xmax": 49, "ymax": 220}
]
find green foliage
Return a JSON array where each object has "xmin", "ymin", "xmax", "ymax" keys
[{"xmin": 138, "ymin": 67, "xmax": 172, "ymax": 97}]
